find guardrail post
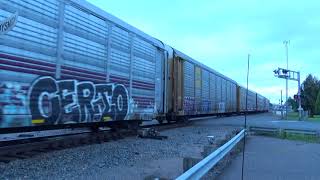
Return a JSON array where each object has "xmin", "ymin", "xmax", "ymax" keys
[{"xmin": 278, "ymin": 128, "xmax": 285, "ymax": 138}]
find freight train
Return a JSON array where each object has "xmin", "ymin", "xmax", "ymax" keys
[{"xmin": 0, "ymin": 0, "xmax": 269, "ymax": 133}]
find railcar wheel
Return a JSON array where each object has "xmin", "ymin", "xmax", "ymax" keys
[
  {"xmin": 177, "ymin": 116, "xmax": 189, "ymax": 123},
  {"xmin": 157, "ymin": 119, "xmax": 164, "ymax": 124}
]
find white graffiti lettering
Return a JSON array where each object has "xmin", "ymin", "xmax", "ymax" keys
[{"xmin": 28, "ymin": 76, "xmax": 129, "ymax": 125}]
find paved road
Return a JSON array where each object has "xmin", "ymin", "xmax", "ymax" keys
[
  {"xmin": 218, "ymin": 136, "xmax": 320, "ymax": 180},
  {"xmin": 193, "ymin": 113, "xmax": 320, "ymax": 131}
]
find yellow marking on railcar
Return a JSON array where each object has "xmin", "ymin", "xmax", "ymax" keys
[
  {"xmin": 32, "ymin": 119, "xmax": 44, "ymax": 124},
  {"xmin": 103, "ymin": 116, "xmax": 111, "ymax": 122}
]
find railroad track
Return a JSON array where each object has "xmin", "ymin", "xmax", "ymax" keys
[{"xmin": 0, "ymin": 121, "xmax": 192, "ymax": 163}]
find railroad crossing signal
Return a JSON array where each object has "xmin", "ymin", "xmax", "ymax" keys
[
  {"xmin": 273, "ymin": 68, "xmax": 299, "ymax": 81},
  {"xmin": 273, "ymin": 67, "xmax": 303, "ymax": 120}
]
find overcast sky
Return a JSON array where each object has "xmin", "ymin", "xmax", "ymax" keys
[{"xmin": 87, "ymin": 0, "xmax": 320, "ymax": 104}]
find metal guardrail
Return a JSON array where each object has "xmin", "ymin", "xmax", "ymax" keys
[
  {"xmin": 249, "ymin": 127, "xmax": 278, "ymax": 133},
  {"xmin": 176, "ymin": 129, "xmax": 245, "ymax": 180},
  {"xmin": 249, "ymin": 126, "xmax": 319, "ymax": 136}
]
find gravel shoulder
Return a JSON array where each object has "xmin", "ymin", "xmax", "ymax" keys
[{"xmin": 0, "ymin": 121, "xmax": 237, "ymax": 180}]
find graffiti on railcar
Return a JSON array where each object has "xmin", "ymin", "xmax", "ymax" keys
[
  {"xmin": 0, "ymin": 81, "xmax": 28, "ymax": 127},
  {"xmin": 28, "ymin": 76, "xmax": 129, "ymax": 125},
  {"xmin": 0, "ymin": 12, "xmax": 18, "ymax": 35},
  {"xmin": 0, "ymin": 75, "xmax": 158, "ymax": 128},
  {"xmin": 183, "ymin": 97, "xmax": 195, "ymax": 114}
]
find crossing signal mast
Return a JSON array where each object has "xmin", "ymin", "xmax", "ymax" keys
[{"xmin": 273, "ymin": 68, "xmax": 303, "ymax": 120}]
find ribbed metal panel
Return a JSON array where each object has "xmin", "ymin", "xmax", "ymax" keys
[
  {"xmin": 209, "ymin": 73, "xmax": 216, "ymax": 113},
  {"xmin": 225, "ymin": 81, "xmax": 230, "ymax": 112},
  {"xmin": 132, "ymin": 57, "xmax": 155, "ymax": 97},
  {"xmin": 195, "ymin": 66, "xmax": 202, "ymax": 113},
  {"xmin": 201, "ymin": 70, "xmax": 210, "ymax": 113},
  {"xmin": 154, "ymin": 49, "xmax": 163, "ymax": 113},
  {"xmin": 111, "ymin": 26, "xmax": 130, "ymax": 50},
  {"xmin": 221, "ymin": 78, "xmax": 226, "ymax": 112},
  {"xmin": 0, "ymin": 0, "xmax": 165, "ymax": 128},
  {"xmin": 257, "ymin": 94, "xmax": 264, "ymax": 111},
  {"xmin": 107, "ymin": 26, "xmax": 130, "ymax": 93},
  {"xmin": 0, "ymin": 9, "xmax": 57, "ymax": 63},
  {"xmin": 63, "ymin": 32, "xmax": 106, "ymax": 72},
  {"xmin": 184, "ymin": 61, "xmax": 195, "ymax": 97},
  {"xmin": 65, "ymin": 4, "xmax": 107, "ymax": 39},
  {"xmin": 229, "ymin": 82, "xmax": 233, "ymax": 112},
  {"xmin": 133, "ymin": 37, "xmax": 155, "ymax": 60},
  {"xmin": 247, "ymin": 90, "xmax": 256, "ymax": 111},
  {"xmin": 239, "ymin": 87, "xmax": 243, "ymax": 112},
  {"xmin": 240, "ymin": 87, "xmax": 246, "ymax": 112},
  {"xmin": 132, "ymin": 56, "xmax": 155, "ymax": 82},
  {"xmin": 108, "ymin": 25, "xmax": 130, "ymax": 79},
  {"xmin": 183, "ymin": 61, "xmax": 195, "ymax": 114},
  {"xmin": 232, "ymin": 83, "xmax": 237, "ymax": 112},
  {"xmin": 229, "ymin": 82, "xmax": 234, "ymax": 112},
  {"xmin": 132, "ymin": 39, "xmax": 155, "ymax": 82},
  {"xmin": 0, "ymin": 0, "xmax": 60, "ymax": 128},
  {"xmin": 131, "ymin": 36, "xmax": 157, "ymax": 112},
  {"xmin": 216, "ymin": 76, "xmax": 222, "ymax": 109},
  {"xmin": 4, "ymin": 0, "xmax": 59, "ymax": 20},
  {"xmin": 109, "ymin": 48, "xmax": 130, "ymax": 78}
]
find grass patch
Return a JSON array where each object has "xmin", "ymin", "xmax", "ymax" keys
[
  {"xmin": 287, "ymin": 112, "xmax": 299, "ymax": 120},
  {"xmin": 282, "ymin": 132, "xmax": 319, "ymax": 143},
  {"xmin": 285, "ymin": 112, "xmax": 320, "ymax": 122},
  {"xmin": 252, "ymin": 129, "xmax": 320, "ymax": 143},
  {"xmin": 309, "ymin": 115, "xmax": 320, "ymax": 122}
]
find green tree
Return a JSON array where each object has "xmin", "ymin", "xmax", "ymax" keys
[
  {"xmin": 287, "ymin": 97, "xmax": 298, "ymax": 112},
  {"xmin": 301, "ymin": 74, "xmax": 320, "ymax": 117},
  {"xmin": 315, "ymin": 91, "xmax": 320, "ymax": 115}
]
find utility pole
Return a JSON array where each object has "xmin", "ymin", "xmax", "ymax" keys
[
  {"xmin": 297, "ymin": 73, "xmax": 303, "ymax": 120},
  {"xmin": 281, "ymin": 90, "xmax": 283, "ymax": 119},
  {"xmin": 283, "ymin": 40, "xmax": 289, "ymax": 120}
]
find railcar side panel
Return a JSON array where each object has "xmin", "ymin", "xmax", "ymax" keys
[
  {"xmin": 257, "ymin": 94, "xmax": 264, "ymax": 111},
  {"xmin": 240, "ymin": 87, "xmax": 246, "ymax": 112},
  {"xmin": 195, "ymin": 66, "xmax": 202, "ymax": 114},
  {"xmin": 182, "ymin": 60, "xmax": 195, "ymax": 115},
  {"xmin": 209, "ymin": 73, "xmax": 217, "ymax": 113},
  {"xmin": 216, "ymin": 76, "xmax": 222, "ymax": 113},
  {"xmin": 201, "ymin": 69, "xmax": 210, "ymax": 113},
  {"xmin": 225, "ymin": 81, "xmax": 229, "ymax": 112},
  {"xmin": 0, "ymin": 0, "xmax": 271, "ymax": 130},
  {"xmin": 0, "ymin": 0, "xmax": 164, "ymax": 129},
  {"xmin": 220, "ymin": 78, "xmax": 226, "ymax": 113},
  {"xmin": 231, "ymin": 83, "xmax": 236, "ymax": 112}
]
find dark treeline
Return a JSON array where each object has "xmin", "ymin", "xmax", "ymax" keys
[{"xmin": 288, "ymin": 74, "xmax": 320, "ymax": 117}]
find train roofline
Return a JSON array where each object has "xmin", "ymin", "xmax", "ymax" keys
[
  {"xmin": 173, "ymin": 48, "xmax": 238, "ymax": 84},
  {"xmin": 238, "ymin": 85, "xmax": 268, "ymax": 100},
  {"xmin": 73, "ymin": 0, "xmax": 165, "ymax": 50}
]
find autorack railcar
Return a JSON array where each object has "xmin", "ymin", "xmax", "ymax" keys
[
  {"xmin": 0, "ymin": 0, "xmax": 269, "ymax": 133},
  {"xmin": 165, "ymin": 48, "xmax": 239, "ymax": 121},
  {"xmin": 0, "ymin": 0, "xmax": 166, "ymax": 132}
]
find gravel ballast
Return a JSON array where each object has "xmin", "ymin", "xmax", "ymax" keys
[{"xmin": 0, "ymin": 120, "xmax": 238, "ymax": 179}]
